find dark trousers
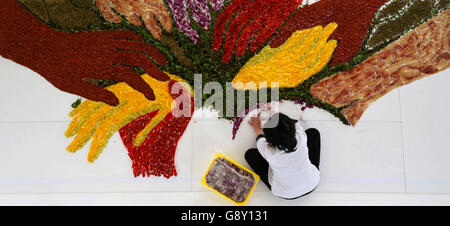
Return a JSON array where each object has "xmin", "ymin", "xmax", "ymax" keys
[{"xmin": 245, "ymin": 128, "xmax": 321, "ymax": 198}]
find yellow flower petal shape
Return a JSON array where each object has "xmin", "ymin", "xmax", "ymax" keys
[
  {"xmin": 65, "ymin": 73, "xmax": 186, "ymax": 163},
  {"xmin": 233, "ymin": 23, "xmax": 338, "ymax": 90}
]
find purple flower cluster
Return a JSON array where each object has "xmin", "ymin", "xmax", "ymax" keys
[
  {"xmin": 167, "ymin": 0, "xmax": 227, "ymax": 44},
  {"xmin": 294, "ymin": 100, "xmax": 314, "ymax": 111},
  {"xmin": 189, "ymin": 0, "xmax": 211, "ymax": 30},
  {"xmin": 205, "ymin": 157, "xmax": 255, "ymax": 203},
  {"xmin": 166, "ymin": 0, "xmax": 200, "ymax": 43},
  {"xmin": 209, "ymin": 0, "xmax": 228, "ymax": 11}
]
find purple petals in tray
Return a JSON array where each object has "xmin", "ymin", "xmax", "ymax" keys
[{"xmin": 205, "ymin": 157, "xmax": 255, "ymax": 203}]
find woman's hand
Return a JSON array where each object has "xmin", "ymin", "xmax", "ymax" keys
[
  {"xmin": 248, "ymin": 115, "xmax": 263, "ymax": 135},
  {"xmin": 299, "ymin": 114, "xmax": 305, "ymax": 122}
]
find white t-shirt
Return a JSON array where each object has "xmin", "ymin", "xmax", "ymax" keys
[{"xmin": 256, "ymin": 122, "xmax": 320, "ymax": 199}]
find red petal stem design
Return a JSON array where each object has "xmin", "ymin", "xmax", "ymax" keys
[{"xmin": 119, "ymin": 80, "xmax": 194, "ymax": 178}]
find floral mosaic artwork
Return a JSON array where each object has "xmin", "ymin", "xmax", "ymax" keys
[
  {"xmin": 0, "ymin": 0, "xmax": 448, "ymax": 178},
  {"xmin": 232, "ymin": 23, "xmax": 338, "ymax": 90},
  {"xmin": 311, "ymin": 10, "xmax": 450, "ymax": 125}
]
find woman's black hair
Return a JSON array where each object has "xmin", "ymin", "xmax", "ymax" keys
[{"xmin": 262, "ymin": 113, "xmax": 298, "ymax": 153}]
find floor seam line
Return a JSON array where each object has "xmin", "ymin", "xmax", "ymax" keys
[
  {"xmin": 191, "ymin": 122, "xmax": 195, "ymax": 192},
  {"xmin": 398, "ymin": 88, "xmax": 407, "ymax": 193}
]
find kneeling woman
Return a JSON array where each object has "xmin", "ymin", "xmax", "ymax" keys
[{"xmin": 246, "ymin": 113, "xmax": 321, "ymax": 200}]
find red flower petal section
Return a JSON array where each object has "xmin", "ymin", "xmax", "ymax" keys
[{"xmin": 119, "ymin": 80, "xmax": 194, "ymax": 178}]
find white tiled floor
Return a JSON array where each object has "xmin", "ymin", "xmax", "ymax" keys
[
  {"xmin": 0, "ymin": 57, "xmax": 449, "ymax": 205},
  {"xmin": 400, "ymin": 73, "xmax": 450, "ymax": 193},
  {"xmin": 308, "ymin": 121, "xmax": 405, "ymax": 193}
]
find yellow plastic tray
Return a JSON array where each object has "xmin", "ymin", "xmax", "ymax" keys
[{"xmin": 201, "ymin": 153, "xmax": 260, "ymax": 206}]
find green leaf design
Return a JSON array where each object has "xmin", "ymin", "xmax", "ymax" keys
[
  {"xmin": 69, "ymin": 0, "xmax": 95, "ymax": 8},
  {"xmin": 17, "ymin": 0, "xmax": 102, "ymax": 30},
  {"xmin": 71, "ymin": 98, "xmax": 82, "ymax": 108},
  {"xmin": 363, "ymin": 0, "xmax": 450, "ymax": 51}
]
